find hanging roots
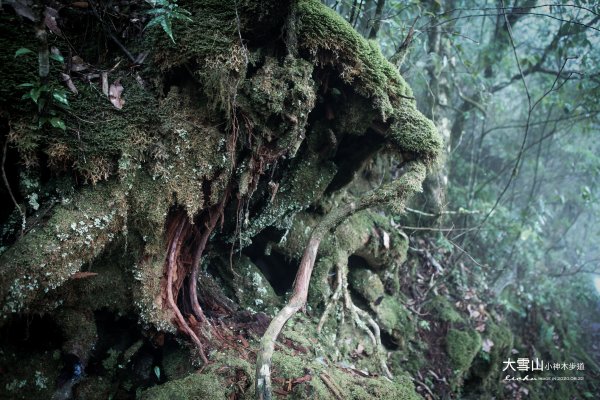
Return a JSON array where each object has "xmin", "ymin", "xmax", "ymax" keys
[
  {"xmin": 162, "ymin": 191, "xmax": 229, "ymax": 363},
  {"xmin": 317, "ymin": 256, "xmax": 393, "ymax": 379}
]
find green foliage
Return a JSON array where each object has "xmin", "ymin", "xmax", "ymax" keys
[
  {"xmin": 14, "ymin": 47, "xmax": 69, "ymax": 130},
  {"xmin": 144, "ymin": 0, "xmax": 192, "ymax": 43}
]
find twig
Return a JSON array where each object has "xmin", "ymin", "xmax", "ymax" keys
[
  {"xmin": 405, "ymin": 206, "xmax": 479, "ymax": 217},
  {"xmin": 319, "ymin": 372, "xmax": 344, "ymax": 400},
  {"xmin": 89, "ymin": 1, "xmax": 136, "ymax": 63},
  {"xmin": 411, "ymin": 377, "xmax": 435, "ymax": 398}
]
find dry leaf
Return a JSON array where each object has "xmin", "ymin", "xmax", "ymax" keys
[
  {"xmin": 70, "ymin": 271, "xmax": 98, "ymax": 279},
  {"xmin": 382, "ymin": 230, "xmax": 390, "ymax": 249},
  {"xmin": 108, "ymin": 81, "xmax": 124, "ymax": 109},
  {"xmin": 61, "ymin": 73, "xmax": 78, "ymax": 94},
  {"xmin": 10, "ymin": 0, "xmax": 38, "ymax": 22},
  {"xmin": 135, "ymin": 73, "xmax": 145, "ymax": 88},
  {"xmin": 481, "ymin": 338, "xmax": 494, "ymax": 353},
  {"xmin": 101, "ymin": 73, "xmax": 109, "ymax": 96},
  {"xmin": 71, "ymin": 55, "xmax": 88, "ymax": 72},
  {"xmin": 356, "ymin": 343, "xmax": 365, "ymax": 355},
  {"xmin": 44, "ymin": 7, "xmax": 61, "ymax": 35}
]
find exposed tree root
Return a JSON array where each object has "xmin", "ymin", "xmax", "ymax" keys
[
  {"xmin": 317, "ymin": 257, "xmax": 393, "ymax": 379},
  {"xmin": 162, "ymin": 192, "xmax": 229, "ymax": 364},
  {"xmin": 164, "ymin": 214, "xmax": 208, "ymax": 363},
  {"xmin": 255, "ymin": 161, "xmax": 426, "ymax": 400}
]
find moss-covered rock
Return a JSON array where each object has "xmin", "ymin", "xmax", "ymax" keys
[
  {"xmin": 374, "ymin": 296, "xmax": 413, "ymax": 336},
  {"xmin": 446, "ymin": 328, "xmax": 482, "ymax": 372},
  {"xmin": 350, "ymin": 268, "xmax": 385, "ymax": 304},
  {"xmin": 232, "ymin": 256, "xmax": 281, "ymax": 314},
  {"xmin": 426, "ymin": 296, "xmax": 464, "ymax": 324}
]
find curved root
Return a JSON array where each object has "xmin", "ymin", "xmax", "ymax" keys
[
  {"xmin": 163, "ymin": 192, "xmax": 229, "ymax": 364},
  {"xmin": 254, "ymin": 162, "xmax": 425, "ymax": 399}
]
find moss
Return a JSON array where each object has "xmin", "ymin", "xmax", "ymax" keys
[
  {"xmin": 239, "ymin": 56, "xmax": 316, "ymax": 156},
  {"xmin": 296, "ymin": 0, "xmax": 441, "ymax": 162},
  {"xmin": 389, "ymin": 109, "xmax": 442, "ymax": 163},
  {"xmin": 446, "ymin": 328, "xmax": 482, "ymax": 372},
  {"xmin": 272, "ymin": 352, "xmax": 307, "ymax": 378},
  {"xmin": 307, "ymin": 255, "xmax": 334, "ymax": 308},
  {"xmin": 350, "ymin": 268, "xmax": 385, "ymax": 304},
  {"xmin": 0, "ymin": 182, "xmax": 127, "ymax": 319},
  {"xmin": 374, "ymin": 296, "xmax": 413, "ymax": 338},
  {"xmin": 161, "ymin": 344, "xmax": 193, "ymax": 381},
  {"xmin": 8, "ymin": 75, "xmax": 160, "ymax": 184},
  {"xmin": 233, "ymin": 256, "xmax": 281, "ymax": 314},
  {"xmin": 426, "ymin": 296, "xmax": 464, "ymax": 324},
  {"xmin": 139, "ymin": 371, "xmax": 228, "ymax": 400},
  {"xmin": 359, "ymin": 373, "xmax": 421, "ymax": 400},
  {"xmin": 470, "ymin": 320, "xmax": 513, "ymax": 393},
  {"xmin": 243, "ymin": 152, "xmax": 337, "ymax": 242}
]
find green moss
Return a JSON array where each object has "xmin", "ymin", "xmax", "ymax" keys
[
  {"xmin": 374, "ymin": 296, "xmax": 413, "ymax": 338},
  {"xmin": 389, "ymin": 109, "xmax": 442, "ymax": 163},
  {"xmin": 426, "ymin": 296, "xmax": 464, "ymax": 324},
  {"xmin": 272, "ymin": 352, "xmax": 307, "ymax": 378},
  {"xmin": 350, "ymin": 268, "xmax": 385, "ymax": 304},
  {"xmin": 296, "ymin": 0, "xmax": 441, "ymax": 162},
  {"xmin": 470, "ymin": 320, "xmax": 513, "ymax": 393},
  {"xmin": 239, "ymin": 56, "xmax": 316, "ymax": 156},
  {"xmin": 161, "ymin": 344, "xmax": 193, "ymax": 381},
  {"xmin": 243, "ymin": 152, "xmax": 337, "ymax": 242},
  {"xmin": 140, "ymin": 371, "xmax": 228, "ymax": 400},
  {"xmin": 446, "ymin": 328, "xmax": 482, "ymax": 372},
  {"xmin": 0, "ymin": 182, "xmax": 127, "ymax": 319},
  {"xmin": 233, "ymin": 256, "xmax": 281, "ymax": 314}
]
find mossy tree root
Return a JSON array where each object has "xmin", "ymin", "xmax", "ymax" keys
[
  {"xmin": 255, "ymin": 161, "xmax": 426, "ymax": 400},
  {"xmin": 317, "ymin": 257, "xmax": 393, "ymax": 379}
]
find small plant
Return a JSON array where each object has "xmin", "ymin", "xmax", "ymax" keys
[
  {"xmin": 15, "ymin": 47, "xmax": 69, "ymax": 130},
  {"xmin": 144, "ymin": 0, "xmax": 192, "ymax": 43}
]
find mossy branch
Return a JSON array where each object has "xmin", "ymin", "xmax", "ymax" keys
[{"xmin": 255, "ymin": 161, "xmax": 426, "ymax": 400}]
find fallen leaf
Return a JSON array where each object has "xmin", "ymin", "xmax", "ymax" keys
[
  {"xmin": 481, "ymin": 338, "xmax": 494, "ymax": 353},
  {"xmin": 356, "ymin": 343, "xmax": 365, "ymax": 355},
  {"xmin": 70, "ymin": 271, "xmax": 98, "ymax": 279},
  {"xmin": 10, "ymin": 0, "xmax": 38, "ymax": 22},
  {"xmin": 61, "ymin": 73, "xmax": 78, "ymax": 94},
  {"xmin": 475, "ymin": 322, "xmax": 486, "ymax": 332},
  {"xmin": 101, "ymin": 72, "xmax": 109, "ymax": 96},
  {"xmin": 44, "ymin": 7, "xmax": 61, "ymax": 35},
  {"xmin": 109, "ymin": 81, "xmax": 125, "ymax": 109},
  {"xmin": 134, "ymin": 51, "xmax": 149, "ymax": 65},
  {"xmin": 70, "ymin": 56, "xmax": 88, "ymax": 72},
  {"xmin": 382, "ymin": 230, "xmax": 390, "ymax": 249}
]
